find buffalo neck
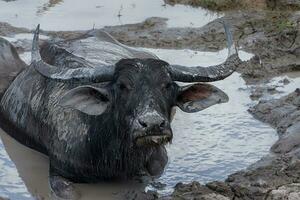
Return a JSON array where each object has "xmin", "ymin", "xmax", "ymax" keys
[{"xmin": 85, "ymin": 110, "xmax": 150, "ymax": 178}]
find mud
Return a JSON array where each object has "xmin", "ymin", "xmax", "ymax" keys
[
  {"xmin": 0, "ymin": 22, "xmax": 29, "ymax": 37},
  {"xmin": 101, "ymin": 11, "xmax": 300, "ymax": 82},
  {"xmin": 164, "ymin": 0, "xmax": 300, "ymax": 11},
  {"xmin": 164, "ymin": 0, "xmax": 267, "ymax": 11},
  {"xmin": 1, "ymin": 10, "xmax": 299, "ymax": 82},
  {"xmin": 54, "ymin": 11, "xmax": 300, "ymax": 82},
  {"xmin": 44, "ymin": 26, "xmax": 300, "ymax": 200},
  {"xmin": 0, "ymin": 4, "xmax": 300, "ymax": 200},
  {"xmin": 156, "ymin": 89, "xmax": 300, "ymax": 200},
  {"xmin": 249, "ymin": 88, "xmax": 300, "ymax": 144}
]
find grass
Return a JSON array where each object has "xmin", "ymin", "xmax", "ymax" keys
[
  {"xmin": 189, "ymin": 0, "xmax": 238, "ymax": 10},
  {"xmin": 166, "ymin": 0, "xmax": 244, "ymax": 11},
  {"xmin": 165, "ymin": 0, "xmax": 300, "ymax": 11}
]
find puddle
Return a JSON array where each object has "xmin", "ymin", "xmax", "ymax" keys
[
  {"xmin": 247, "ymin": 71, "xmax": 300, "ymax": 101},
  {"xmin": 0, "ymin": 47, "xmax": 278, "ymax": 199},
  {"xmin": 0, "ymin": 130, "xmax": 48, "ymax": 200},
  {"xmin": 1, "ymin": 33, "xmax": 49, "ymax": 43},
  {"xmin": 0, "ymin": 1, "xmax": 283, "ymax": 199},
  {"xmin": 0, "ymin": 0, "xmax": 220, "ymax": 31},
  {"xmin": 144, "ymin": 48, "xmax": 278, "ymax": 194},
  {"xmin": 264, "ymin": 73, "xmax": 300, "ymax": 99}
]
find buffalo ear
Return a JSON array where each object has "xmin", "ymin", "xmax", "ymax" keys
[
  {"xmin": 59, "ymin": 85, "xmax": 110, "ymax": 115},
  {"xmin": 176, "ymin": 83, "xmax": 229, "ymax": 113}
]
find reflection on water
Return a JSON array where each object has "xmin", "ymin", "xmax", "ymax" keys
[
  {"xmin": 0, "ymin": 0, "xmax": 220, "ymax": 30},
  {"xmin": 0, "ymin": 47, "xmax": 280, "ymax": 199},
  {"xmin": 145, "ymin": 48, "xmax": 279, "ymax": 194},
  {"xmin": 0, "ymin": 131, "xmax": 149, "ymax": 200},
  {"xmin": 259, "ymin": 73, "xmax": 300, "ymax": 100},
  {"xmin": 0, "ymin": 1, "xmax": 290, "ymax": 199},
  {"xmin": 244, "ymin": 70, "xmax": 300, "ymax": 102},
  {"xmin": 0, "ymin": 130, "xmax": 48, "ymax": 200},
  {"xmin": 36, "ymin": 0, "xmax": 64, "ymax": 15}
]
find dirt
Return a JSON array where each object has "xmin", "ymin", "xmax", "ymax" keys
[
  {"xmin": 102, "ymin": 11, "xmax": 300, "ymax": 83},
  {"xmin": 164, "ymin": 0, "xmax": 300, "ymax": 11},
  {"xmin": 2, "ymin": 12, "xmax": 298, "ymax": 84},
  {"xmin": 152, "ymin": 89, "xmax": 300, "ymax": 200},
  {"xmin": 0, "ymin": 22, "xmax": 30, "ymax": 36},
  {"xmin": 96, "ymin": 9, "xmax": 300, "ymax": 200},
  {"xmin": 0, "ymin": 5, "xmax": 300, "ymax": 200},
  {"xmin": 164, "ymin": 0, "xmax": 267, "ymax": 11},
  {"xmin": 1, "ymin": 10, "xmax": 299, "ymax": 83},
  {"xmin": 63, "ymin": 11, "xmax": 300, "ymax": 83},
  {"xmin": 249, "ymin": 85, "xmax": 283, "ymax": 100}
]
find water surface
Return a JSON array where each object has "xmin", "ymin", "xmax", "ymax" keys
[
  {"xmin": 145, "ymin": 48, "xmax": 279, "ymax": 194},
  {"xmin": 0, "ymin": 47, "xmax": 280, "ymax": 199},
  {"xmin": 0, "ymin": 1, "xmax": 283, "ymax": 199},
  {"xmin": 0, "ymin": 0, "xmax": 220, "ymax": 31}
]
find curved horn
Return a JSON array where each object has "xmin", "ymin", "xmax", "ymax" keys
[
  {"xmin": 31, "ymin": 25, "xmax": 114, "ymax": 83},
  {"xmin": 168, "ymin": 22, "xmax": 241, "ymax": 82}
]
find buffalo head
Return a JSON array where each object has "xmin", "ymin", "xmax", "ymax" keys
[{"xmin": 30, "ymin": 24, "xmax": 240, "ymax": 148}]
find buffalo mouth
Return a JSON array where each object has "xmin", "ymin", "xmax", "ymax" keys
[{"xmin": 135, "ymin": 132, "xmax": 172, "ymax": 146}]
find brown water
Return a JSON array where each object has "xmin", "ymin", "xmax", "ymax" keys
[
  {"xmin": 0, "ymin": 129, "xmax": 150, "ymax": 200},
  {"xmin": 0, "ymin": 0, "xmax": 290, "ymax": 199},
  {"xmin": 0, "ymin": 0, "xmax": 220, "ymax": 30},
  {"xmin": 0, "ymin": 46, "xmax": 282, "ymax": 199}
]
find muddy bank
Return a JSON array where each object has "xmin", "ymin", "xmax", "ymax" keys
[
  {"xmin": 0, "ymin": 8, "xmax": 299, "ymax": 200},
  {"xmin": 164, "ymin": 0, "xmax": 300, "ymax": 11},
  {"xmin": 249, "ymin": 89, "xmax": 300, "ymax": 153},
  {"xmin": 0, "ymin": 22, "xmax": 29, "ymax": 37},
  {"xmin": 102, "ymin": 11, "xmax": 300, "ymax": 82},
  {"xmin": 1, "ymin": 10, "xmax": 299, "ymax": 82},
  {"xmin": 164, "ymin": 0, "xmax": 266, "ymax": 11},
  {"xmin": 65, "ymin": 11, "xmax": 300, "ymax": 82},
  {"xmin": 155, "ymin": 89, "xmax": 300, "ymax": 200}
]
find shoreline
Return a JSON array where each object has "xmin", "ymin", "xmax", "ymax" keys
[{"xmin": 0, "ymin": 7, "xmax": 299, "ymax": 199}]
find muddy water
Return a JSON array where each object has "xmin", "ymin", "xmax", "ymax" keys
[
  {"xmin": 0, "ymin": 47, "xmax": 280, "ymax": 199},
  {"xmin": 0, "ymin": 0, "xmax": 219, "ymax": 30},
  {"xmin": 0, "ymin": 0, "xmax": 285, "ymax": 199},
  {"xmin": 257, "ymin": 72, "xmax": 300, "ymax": 100},
  {"xmin": 145, "ymin": 48, "xmax": 279, "ymax": 194}
]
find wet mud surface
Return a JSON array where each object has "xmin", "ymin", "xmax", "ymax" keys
[
  {"xmin": 1, "ymin": 10, "xmax": 299, "ymax": 82},
  {"xmin": 157, "ymin": 89, "xmax": 300, "ymax": 200},
  {"xmin": 101, "ymin": 11, "xmax": 300, "ymax": 83},
  {"xmin": 0, "ymin": 1, "xmax": 300, "ymax": 199},
  {"xmin": 164, "ymin": 0, "xmax": 300, "ymax": 11},
  {"xmin": 101, "ymin": 8, "xmax": 300, "ymax": 200}
]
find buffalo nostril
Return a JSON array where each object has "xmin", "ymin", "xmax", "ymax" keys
[
  {"xmin": 160, "ymin": 120, "xmax": 166, "ymax": 128},
  {"xmin": 138, "ymin": 119, "xmax": 148, "ymax": 128}
]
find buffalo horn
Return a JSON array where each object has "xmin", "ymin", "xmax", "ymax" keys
[
  {"xmin": 31, "ymin": 25, "xmax": 114, "ymax": 83},
  {"xmin": 168, "ymin": 22, "xmax": 241, "ymax": 82}
]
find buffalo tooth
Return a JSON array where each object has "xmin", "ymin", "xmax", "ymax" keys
[{"xmin": 151, "ymin": 136, "xmax": 159, "ymax": 144}]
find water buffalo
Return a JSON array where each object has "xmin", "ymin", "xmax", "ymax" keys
[{"xmin": 0, "ymin": 24, "xmax": 241, "ymax": 199}]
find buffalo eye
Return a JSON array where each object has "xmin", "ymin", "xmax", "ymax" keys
[
  {"xmin": 118, "ymin": 82, "xmax": 132, "ymax": 91},
  {"xmin": 119, "ymin": 83, "xmax": 126, "ymax": 90},
  {"xmin": 162, "ymin": 82, "xmax": 172, "ymax": 91},
  {"xmin": 165, "ymin": 83, "xmax": 172, "ymax": 89}
]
